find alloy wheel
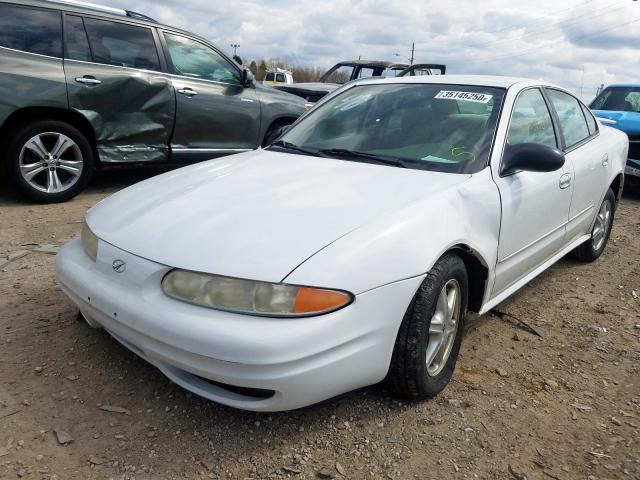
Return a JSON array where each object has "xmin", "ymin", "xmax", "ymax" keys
[
  {"xmin": 18, "ymin": 132, "xmax": 84, "ymax": 194},
  {"xmin": 426, "ymin": 278, "xmax": 461, "ymax": 376},
  {"xmin": 592, "ymin": 199, "xmax": 612, "ymax": 251}
]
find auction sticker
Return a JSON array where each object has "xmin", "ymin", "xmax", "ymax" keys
[{"xmin": 434, "ymin": 90, "xmax": 493, "ymax": 103}]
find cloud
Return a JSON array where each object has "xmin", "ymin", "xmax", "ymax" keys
[{"xmin": 102, "ymin": 0, "xmax": 640, "ymax": 100}]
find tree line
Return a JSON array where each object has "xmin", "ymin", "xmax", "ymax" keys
[{"xmin": 246, "ymin": 59, "xmax": 326, "ymax": 83}]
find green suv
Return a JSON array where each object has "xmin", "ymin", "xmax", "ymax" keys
[{"xmin": 0, "ymin": 0, "xmax": 306, "ymax": 202}]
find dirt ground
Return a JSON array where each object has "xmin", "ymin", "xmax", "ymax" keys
[{"xmin": 0, "ymin": 168, "xmax": 639, "ymax": 480}]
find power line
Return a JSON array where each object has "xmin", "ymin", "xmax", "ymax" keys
[
  {"xmin": 458, "ymin": 1, "xmax": 631, "ymax": 52},
  {"xmin": 463, "ymin": 15, "xmax": 640, "ymax": 65}
]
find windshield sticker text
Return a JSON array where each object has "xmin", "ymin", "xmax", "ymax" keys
[{"xmin": 434, "ymin": 91, "xmax": 493, "ymax": 103}]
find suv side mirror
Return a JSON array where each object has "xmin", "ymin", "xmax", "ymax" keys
[
  {"xmin": 241, "ymin": 68, "xmax": 255, "ymax": 87},
  {"xmin": 233, "ymin": 55, "xmax": 243, "ymax": 65},
  {"xmin": 501, "ymin": 143, "xmax": 565, "ymax": 176}
]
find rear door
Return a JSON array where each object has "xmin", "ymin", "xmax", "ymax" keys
[
  {"xmin": 544, "ymin": 88, "xmax": 608, "ymax": 242},
  {"xmin": 159, "ymin": 31, "xmax": 260, "ymax": 161},
  {"xmin": 491, "ymin": 87, "xmax": 573, "ymax": 295},
  {"xmin": 63, "ymin": 14, "xmax": 174, "ymax": 163}
]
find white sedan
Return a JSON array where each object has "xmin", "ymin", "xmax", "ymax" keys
[{"xmin": 56, "ymin": 75, "xmax": 628, "ymax": 412}]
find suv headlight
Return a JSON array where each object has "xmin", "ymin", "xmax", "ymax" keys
[
  {"xmin": 81, "ymin": 221, "xmax": 98, "ymax": 262},
  {"xmin": 161, "ymin": 269, "xmax": 353, "ymax": 317}
]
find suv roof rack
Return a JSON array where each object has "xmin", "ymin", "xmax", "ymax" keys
[
  {"xmin": 125, "ymin": 10, "xmax": 157, "ymax": 22},
  {"xmin": 42, "ymin": 0, "xmax": 157, "ymax": 22}
]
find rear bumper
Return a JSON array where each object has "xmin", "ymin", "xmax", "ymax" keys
[{"xmin": 55, "ymin": 239, "xmax": 421, "ymax": 411}]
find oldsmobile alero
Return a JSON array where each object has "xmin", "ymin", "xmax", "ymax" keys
[{"xmin": 56, "ymin": 75, "xmax": 628, "ymax": 411}]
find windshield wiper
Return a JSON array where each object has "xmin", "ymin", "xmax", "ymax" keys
[
  {"xmin": 268, "ymin": 140, "xmax": 320, "ymax": 157},
  {"xmin": 318, "ymin": 148, "xmax": 408, "ymax": 168}
]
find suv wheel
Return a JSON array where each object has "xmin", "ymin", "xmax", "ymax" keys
[{"xmin": 6, "ymin": 120, "xmax": 95, "ymax": 203}]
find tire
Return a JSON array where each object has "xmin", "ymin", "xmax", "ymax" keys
[
  {"xmin": 261, "ymin": 121, "xmax": 291, "ymax": 148},
  {"xmin": 569, "ymin": 188, "xmax": 616, "ymax": 262},
  {"xmin": 387, "ymin": 253, "xmax": 468, "ymax": 398},
  {"xmin": 6, "ymin": 120, "xmax": 95, "ymax": 203}
]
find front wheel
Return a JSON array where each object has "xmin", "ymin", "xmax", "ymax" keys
[
  {"xmin": 6, "ymin": 120, "xmax": 95, "ymax": 203},
  {"xmin": 569, "ymin": 188, "xmax": 615, "ymax": 262},
  {"xmin": 387, "ymin": 253, "xmax": 468, "ymax": 398}
]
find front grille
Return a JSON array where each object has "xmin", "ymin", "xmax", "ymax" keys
[
  {"xmin": 629, "ymin": 140, "xmax": 640, "ymax": 160},
  {"xmin": 195, "ymin": 375, "xmax": 275, "ymax": 399}
]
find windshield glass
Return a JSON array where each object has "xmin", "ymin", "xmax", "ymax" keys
[
  {"xmin": 275, "ymin": 83, "xmax": 505, "ymax": 173},
  {"xmin": 590, "ymin": 87, "xmax": 640, "ymax": 113}
]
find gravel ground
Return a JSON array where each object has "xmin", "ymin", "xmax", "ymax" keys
[{"xmin": 0, "ymin": 169, "xmax": 639, "ymax": 480}]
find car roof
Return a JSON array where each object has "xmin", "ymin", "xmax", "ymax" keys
[
  {"xmin": 603, "ymin": 84, "xmax": 640, "ymax": 89},
  {"xmin": 4, "ymin": 0, "xmax": 211, "ymax": 44},
  {"xmin": 352, "ymin": 74, "xmax": 560, "ymax": 90}
]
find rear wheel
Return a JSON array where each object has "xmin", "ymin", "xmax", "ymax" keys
[
  {"xmin": 388, "ymin": 253, "xmax": 468, "ymax": 398},
  {"xmin": 6, "ymin": 120, "xmax": 95, "ymax": 203},
  {"xmin": 569, "ymin": 188, "xmax": 615, "ymax": 262}
]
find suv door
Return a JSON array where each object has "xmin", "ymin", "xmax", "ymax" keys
[
  {"xmin": 491, "ymin": 87, "xmax": 574, "ymax": 295},
  {"xmin": 544, "ymin": 88, "xmax": 607, "ymax": 242},
  {"xmin": 63, "ymin": 15, "xmax": 174, "ymax": 163},
  {"xmin": 160, "ymin": 31, "xmax": 260, "ymax": 161}
]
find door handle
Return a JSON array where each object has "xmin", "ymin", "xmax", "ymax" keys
[
  {"xmin": 177, "ymin": 87, "xmax": 198, "ymax": 97},
  {"xmin": 75, "ymin": 76, "xmax": 102, "ymax": 85},
  {"xmin": 559, "ymin": 173, "xmax": 571, "ymax": 189},
  {"xmin": 601, "ymin": 153, "xmax": 609, "ymax": 166}
]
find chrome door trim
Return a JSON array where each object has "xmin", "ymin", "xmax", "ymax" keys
[{"xmin": 171, "ymin": 148, "xmax": 251, "ymax": 153}]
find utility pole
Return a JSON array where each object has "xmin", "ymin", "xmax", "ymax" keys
[
  {"xmin": 230, "ymin": 44, "xmax": 240, "ymax": 56},
  {"xmin": 410, "ymin": 42, "xmax": 414, "ymax": 65}
]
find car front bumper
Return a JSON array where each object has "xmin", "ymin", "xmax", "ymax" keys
[
  {"xmin": 625, "ymin": 157, "xmax": 640, "ymax": 177},
  {"xmin": 55, "ymin": 238, "xmax": 422, "ymax": 411}
]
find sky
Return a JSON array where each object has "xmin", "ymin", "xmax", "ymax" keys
[{"xmin": 103, "ymin": 0, "xmax": 640, "ymax": 101}]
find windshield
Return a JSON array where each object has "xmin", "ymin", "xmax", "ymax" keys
[
  {"xmin": 273, "ymin": 83, "xmax": 505, "ymax": 173},
  {"xmin": 590, "ymin": 87, "xmax": 640, "ymax": 113}
]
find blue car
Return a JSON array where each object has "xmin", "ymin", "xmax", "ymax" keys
[{"xmin": 590, "ymin": 84, "xmax": 640, "ymax": 178}]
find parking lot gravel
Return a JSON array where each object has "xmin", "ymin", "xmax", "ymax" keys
[{"xmin": 1, "ymin": 169, "xmax": 639, "ymax": 480}]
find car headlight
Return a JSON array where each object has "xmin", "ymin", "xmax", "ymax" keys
[
  {"xmin": 81, "ymin": 221, "xmax": 98, "ymax": 262},
  {"xmin": 161, "ymin": 269, "xmax": 353, "ymax": 317}
]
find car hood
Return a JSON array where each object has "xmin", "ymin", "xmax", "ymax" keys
[
  {"xmin": 87, "ymin": 150, "xmax": 470, "ymax": 283},
  {"xmin": 592, "ymin": 110, "xmax": 640, "ymax": 135},
  {"xmin": 275, "ymin": 83, "xmax": 339, "ymax": 95}
]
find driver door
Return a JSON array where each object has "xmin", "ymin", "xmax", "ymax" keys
[
  {"xmin": 491, "ymin": 87, "xmax": 573, "ymax": 295},
  {"xmin": 160, "ymin": 31, "xmax": 260, "ymax": 161}
]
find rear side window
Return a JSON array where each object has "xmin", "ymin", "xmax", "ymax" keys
[
  {"xmin": 545, "ymin": 89, "xmax": 590, "ymax": 149},
  {"xmin": 265, "ymin": 72, "xmax": 275, "ymax": 81},
  {"xmin": 580, "ymin": 103, "xmax": 598, "ymax": 136},
  {"xmin": 0, "ymin": 4, "xmax": 62, "ymax": 57},
  {"xmin": 65, "ymin": 15, "xmax": 91, "ymax": 62},
  {"xmin": 83, "ymin": 18, "xmax": 160, "ymax": 71}
]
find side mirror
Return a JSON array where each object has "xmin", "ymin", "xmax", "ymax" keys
[
  {"xmin": 241, "ymin": 68, "xmax": 255, "ymax": 87},
  {"xmin": 501, "ymin": 143, "xmax": 565, "ymax": 176},
  {"xmin": 233, "ymin": 55, "xmax": 243, "ymax": 65},
  {"xmin": 265, "ymin": 124, "xmax": 291, "ymax": 146}
]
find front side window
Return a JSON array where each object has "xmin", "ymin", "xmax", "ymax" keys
[
  {"xmin": 0, "ymin": 4, "xmax": 62, "ymax": 57},
  {"xmin": 321, "ymin": 65, "xmax": 354, "ymax": 84},
  {"xmin": 506, "ymin": 88, "xmax": 557, "ymax": 149},
  {"xmin": 83, "ymin": 18, "xmax": 160, "ymax": 71},
  {"xmin": 276, "ymin": 73, "xmax": 285, "ymax": 82},
  {"xmin": 275, "ymin": 83, "xmax": 505, "ymax": 174},
  {"xmin": 64, "ymin": 15, "xmax": 91, "ymax": 62},
  {"xmin": 545, "ymin": 89, "xmax": 590, "ymax": 149},
  {"xmin": 590, "ymin": 86, "xmax": 640, "ymax": 113},
  {"xmin": 163, "ymin": 33, "xmax": 241, "ymax": 85}
]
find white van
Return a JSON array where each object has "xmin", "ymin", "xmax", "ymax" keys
[{"xmin": 262, "ymin": 68, "xmax": 294, "ymax": 86}]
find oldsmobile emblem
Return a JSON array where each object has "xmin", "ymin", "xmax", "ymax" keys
[{"xmin": 112, "ymin": 259, "xmax": 126, "ymax": 273}]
